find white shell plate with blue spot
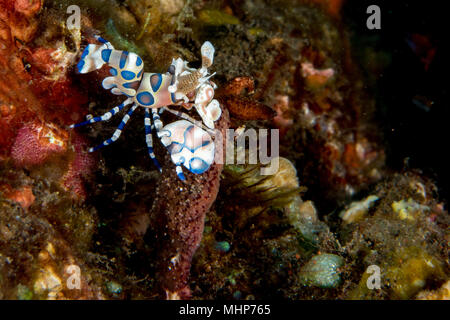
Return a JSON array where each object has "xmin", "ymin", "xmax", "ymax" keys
[{"xmin": 162, "ymin": 120, "xmax": 215, "ymax": 175}]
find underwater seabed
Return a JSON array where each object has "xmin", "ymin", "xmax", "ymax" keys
[{"xmin": 0, "ymin": 0, "xmax": 448, "ymax": 300}]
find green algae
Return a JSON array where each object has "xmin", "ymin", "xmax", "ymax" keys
[
  {"xmin": 16, "ymin": 284, "xmax": 33, "ymax": 300},
  {"xmin": 198, "ymin": 9, "xmax": 240, "ymax": 26},
  {"xmin": 104, "ymin": 19, "xmax": 144, "ymax": 57}
]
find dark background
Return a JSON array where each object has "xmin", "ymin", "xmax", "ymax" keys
[{"xmin": 343, "ymin": 0, "xmax": 450, "ymax": 203}]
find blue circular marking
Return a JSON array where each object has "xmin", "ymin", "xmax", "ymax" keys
[
  {"xmin": 97, "ymin": 36, "xmax": 108, "ymax": 44},
  {"xmin": 110, "ymin": 67, "xmax": 117, "ymax": 76},
  {"xmin": 177, "ymin": 171, "xmax": 186, "ymax": 180},
  {"xmin": 81, "ymin": 47, "xmax": 89, "ymax": 59},
  {"xmin": 136, "ymin": 92, "xmax": 154, "ymax": 106},
  {"xmin": 167, "ymin": 142, "xmax": 183, "ymax": 155},
  {"xmin": 101, "ymin": 49, "xmax": 112, "ymax": 62},
  {"xmin": 150, "ymin": 74, "xmax": 163, "ymax": 92},
  {"xmin": 179, "ymin": 126, "xmax": 211, "ymax": 153},
  {"xmin": 77, "ymin": 60, "xmax": 85, "ymax": 73},
  {"xmin": 119, "ymin": 51, "xmax": 129, "ymax": 69},
  {"xmin": 189, "ymin": 157, "xmax": 210, "ymax": 174},
  {"xmin": 121, "ymin": 70, "xmax": 136, "ymax": 80},
  {"xmin": 136, "ymin": 56, "xmax": 143, "ymax": 66}
]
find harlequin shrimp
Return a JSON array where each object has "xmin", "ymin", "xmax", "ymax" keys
[{"xmin": 71, "ymin": 36, "xmax": 222, "ymax": 180}]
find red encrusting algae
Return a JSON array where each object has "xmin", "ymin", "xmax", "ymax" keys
[{"xmin": 1, "ymin": 184, "xmax": 35, "ymax": 210}]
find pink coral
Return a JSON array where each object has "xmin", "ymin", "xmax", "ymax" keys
[
  {"xmin": 273, "ymin": 95, "xmax": 294, "ymax": 137},
  {"xmin": 11, "ymin": 122, "xmax": 68, "ymax": 167},
  {"xmin": 61, "ymin": 134, "xmax": 95, "ymax": 200},
  {"xmin": 301, "ymin": 61, "xmax": 335, "ymax": 89}
]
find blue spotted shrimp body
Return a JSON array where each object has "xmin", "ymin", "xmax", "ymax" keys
[{"xmin": 72, "ymin": 36, "xmax": 222, "ymax": 180}]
